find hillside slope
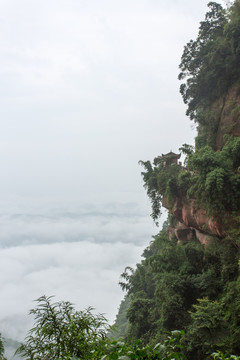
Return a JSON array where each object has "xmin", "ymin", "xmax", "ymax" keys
[{"xmin": 113, "ymin": 2, "xmax": 240, "ymax": 359}]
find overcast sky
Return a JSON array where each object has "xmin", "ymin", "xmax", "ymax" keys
[{"xmin": 0, "ymin": 0, "xmax": 227, "ymax": 344}]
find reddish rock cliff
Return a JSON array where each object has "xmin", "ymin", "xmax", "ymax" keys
[
  {"xmin": 161, "ymin": 84, "xmax": 240, "ymax": 244},
  {"xmin": 163, "ymin": 195, "xmax": 228, "ymax": 243}
]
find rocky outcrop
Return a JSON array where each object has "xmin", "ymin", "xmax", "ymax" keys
[
  {"xmin": 174, "ymin": 199, "xmax": 225, "ymax": 237},
  {"xmin": 163, "ymin": 84, "xmax": 240, "ymax": 244},
  {"xmin": 163, "ymin": 195, "xmax": 226, "ymax": 241},
  {"xmin": 195, "ymin": 229, "xmax": 214, "ymax": 245},
  {"xmin": 174, "ymin": 222, "xmax": 195, "ymax": 243},
  {"xmin": 173, "ymin": 221, "xmax": 214, "ymax": 245}
]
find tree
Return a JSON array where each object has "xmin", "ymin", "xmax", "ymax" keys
[
  {"xmin": 178, "ymin": 2, "xmax": 228, "ymax": 122},
  {"xmin": 16, "ymin": 295, "xmax": 109, "ymax": 360},
  {"xmin": 139, "ymin": 157, "xmax": 186, "ymax": 224},
  {"xmin": 102, "ymin": 330, "xmax": 186, "ymax": 360},
  {"xmin": 16, "ymin": 295, "xmax": 188, "ymax": 360},
  {"xmin": 185, "ymin": 298, "xmax": 229, "ymax": 359},
  {"xmin": 0, "ymin": 333, "xmax": 6, "ymax": 360}
]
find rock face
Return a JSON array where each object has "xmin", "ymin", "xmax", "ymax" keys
[
  {"xmin": 174, "ymin": 222, "xmax": 195, "ymax": 243},
  {"xmin": 217, "ymin": 85, "xmax": 240, "ymax": 149},
  {"xmin": 172, "ymin": 198, "xmax": 226, "ymax": 237},
  {"xmin": 173, "ymin": 221, "xmax": 213, "ymax": 245},
  {"xmin": 163, "ymin": 84, "xmax": 240, "ymax": 244},
  {"xmin": 208, "ymin": 83, "xmax": 240, "ymax": 150},
  {"xmin": 163, "ymin": 195, "xmax": 226, "ymax": 242}
]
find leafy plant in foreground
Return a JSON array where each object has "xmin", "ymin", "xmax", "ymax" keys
[
  {"xmin": 16, "ymin": 295, "xmax": 188, "ymax": 360},
  {"xmin": 211, "ymin": 351, "xmax": 240, "ymax": 359},
  {"xmin": 16, "ymin": 295, "xmax": 109, "ymax": 360},
  {"xmin": 101, "ymin": 330, "xmax": 186, "ymax": 360}
]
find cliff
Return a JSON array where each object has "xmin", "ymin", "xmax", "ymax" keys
[
  {"xmin": 197, "ymin": 82, "xmax": 240, "ymax": 151},
  {"xmin": 113, "ymin": 3, "xmax": 240, "ymax": 358},
  {"xmin": 163, "ymin": 196, "xmax": 226, "ymax": 244},
  {"xmin": 160, "ymin": 82, "xmax": 240, "ymax": 244},
  {"xmin": 141, "ymin": 128, "xmax": 240, "ymax": 246},
  {"xmin": 215, "ymin": 83, "xmax": 240, "ymax": 149}
]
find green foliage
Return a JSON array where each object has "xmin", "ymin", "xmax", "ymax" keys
[
  {"xmin": 211, "ymin": 351, "xmax": 240, "ymax": 359},
  {"xmin": 178, "ymin": 1, "xmax": 240, "ymax": 124},
  {"xmin": 101, "ymin": 330, "xmax": 186, "ymax": 360},
  {"xmin": 109, "ymin": 295, "xmax": 131, "ymax": 340},
  {"xmin": 220, "ymin": 277, "xmax": 240, "ymax": 353},
  {"xmin": 139, "ymin": 157, "xmax": 189, "ymax": 224},
  {"xmin": 0, "ymin": 334, "xmax": 6, "ymax": 360},
  {"xmin": 16, "ymin": 295, "xmax": 188, "ymax": 360},
  {"xmin": 138, "ymin": 159, "xmax": 164, "ymax": 224},
  {"xmin": 116, "ymin": 2, "xmax": 240, "ymax": 359},
  {"xmin": 178, "ymin": 144, "xmax": 194, "ymax": 166},
  {"xmin": 140, "ymin": 137, "xmax": 240, "ymax": 226},
  {"xmin": 115, "ymin": 219, "xmax": 240, "ymax": 359},
  {"xmin": 178, "ymin": 2, "xmax": 228, "ymax": 122},
  {"xmin": 187, "ymin": 137, "xmax": 240, "ymax": 215},
  {"xmin": 178, "ymin": 0, "xmax": 240, "ymax": 154},
  {"xmin": 16, "ymin": 295, "xmax": 109, "ymax": 360},
  {"xmin": 184, "ymin": 298, "xmax": 228, "ymax": 359}
]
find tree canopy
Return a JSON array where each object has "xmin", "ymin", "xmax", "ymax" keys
[
  {"xmin": 178, "ymin": 1, "xmax": 240, "ymax": 124},
  {"xmin": 16, "ymin": 296, "xmax": 109, "ymax": 360}
]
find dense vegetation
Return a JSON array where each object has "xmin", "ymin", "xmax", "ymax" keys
[
  {"xmin": 0, "ymin": 334, "xmax": 6, "ymax": 360},
  {"xmin": 14, "ymin": 295, "xmax": 187, "ymax": 360},
  {"xmin": 139, "ymin": 0, "xmax": 240, "ymax": 234},
  {"xmin": 178, "ymin": 0, "xmax": 240, "ymax": 150},
  {"xmin": 12, "ymin": 291, "xmax": 240, "ymax": 359},
  {"xmin": 178, "ymin": 1, "xmax": 240, "ymax": 125},
  {"xmin": 140, "ymin": 136, "xmax": 240, "ymax": 231},
  {"xmin": 115, "ymin": 219, "xmax": 240, "ymax": 359}
]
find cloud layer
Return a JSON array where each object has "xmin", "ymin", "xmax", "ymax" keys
[
  {"xmin": 0, "ymin": 201, "xmax": 155, "ymax": 247},
  {"xmin": 0, "ymin": 197, "xmax": 160, "ymax": 340},
  {"xmin": 0, "ymin": 238, "xmax": 145, "ymax": 340}
]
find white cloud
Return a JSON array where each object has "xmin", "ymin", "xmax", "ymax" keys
[
  {"xmin": 0, "ymin": 240, "xmax": 145, "ymax": 340},
  {"xmin": 0, "ymin": 197, "xmax": 158, "ymax": 339},
  {"xmin": 0, "ymin": 199, "xmax": 156, "ymax": 247}
]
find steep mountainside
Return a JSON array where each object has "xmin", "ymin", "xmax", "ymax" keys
[
  {"xmin": 211, "ymin": 83, "xmax": 240, "ymax": 149},
  {"xmin": 113, "ymin": 2, "xmax": 240, "ymax": 359}
]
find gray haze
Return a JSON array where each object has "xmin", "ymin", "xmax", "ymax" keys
[{"xmin": 0, "ymin": 0, "xmax": 226, "ymax": 345}]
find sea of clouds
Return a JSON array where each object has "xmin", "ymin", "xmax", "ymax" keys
[{"xmin": 0, "ymin": 195, "xmax": 161, "ymax": 343}]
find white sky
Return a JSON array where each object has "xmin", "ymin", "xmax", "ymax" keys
[{"xmin": 0, "ymin": 0, "xmax": 226, "ymax": 343}]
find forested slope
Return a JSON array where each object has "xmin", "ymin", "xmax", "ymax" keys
[{"xmin": 113, "ymin": 2, "xmax": 240, "ymax": 359}]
